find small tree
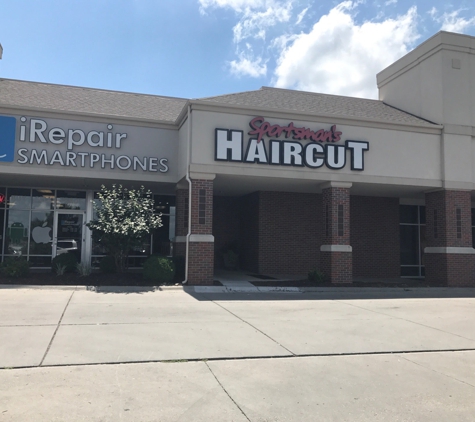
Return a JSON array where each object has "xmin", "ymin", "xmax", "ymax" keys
[{"xmin": 87, "ymin": 185, "xmax": 162, "ymax": 272}]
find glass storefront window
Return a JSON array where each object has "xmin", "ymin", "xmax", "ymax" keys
[
  {"xmin": 0, "ymin": 188, "xmax": 6, "ymax": 208},
  {"xmin": 29, "ymin": 211, "xmax": 53, "ymax": 255},
  {"xmin": 7, "ymin": 188, "xmax": 31, "ymax": 209},
  {"xmin": 56, "ymin": 190, "xmax": 86, "ymax": 210},
  {"xmin": 32, "ymin": 189, "xmax": 54, "ymax": 210},
  {"xmin": 0, "ymin": 209, "xmax": 4, "ymax": 254},
  {"xmin": 400, "ymin": 204, "xmax": 425, "ymax": 277},
  {"xmin": 6, "ymin": 210, "xmax": 30, "ymax": 256}
]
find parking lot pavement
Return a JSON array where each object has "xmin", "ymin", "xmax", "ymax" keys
[{"xmin": 1, "ymin": 286, "xmax": 475, "ymax": 421}]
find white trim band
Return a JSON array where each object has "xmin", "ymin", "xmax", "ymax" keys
[
  {"xmin": 424, "ymin": 247, "xmax": 475, "ymax": 255},
  {"xmin": 320, "ymin": 245, "xmax": 352, "ymax": 252},
  {"xmin": 175, "ymin": 235, "xmax": 214, "ymax": 243},
  {"xmin": 320, "ymin": 181, "xmax": 353, "ymax": 189}
]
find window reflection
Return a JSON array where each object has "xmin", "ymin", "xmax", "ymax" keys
[
  {"xmin": 56, "ymin": 190, "xmax": 86, "ymax": 210},
  {"xmin": 6, "ymin": 210, "xmax": 30, "ymax": 256},
  {"xmin": 30, "ymin": 211, "xmax": 53, "ymax": 255},
  {"xmin": 7, "ymin": 188, "xmax": 31, "ymax": 209},
  {"xmin": 32, "ymin": 189, "xmax": 54, "ymax": 210}
]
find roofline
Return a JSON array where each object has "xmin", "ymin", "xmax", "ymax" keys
[
  {"xmin": 0, "ymin": 77, "xmax": 189, "ymax": 101},
  {"xmin": 188, "ymin": 99, "xmax": 443, "ymax": 132},
  {"xmin": 0, "ymin": 103, "xmax": 181, "ymax": 128}
]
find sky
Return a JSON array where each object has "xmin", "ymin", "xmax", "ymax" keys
[{"xmin": 1, "ymin": 0, "xmax": 475, "ymax": 100}]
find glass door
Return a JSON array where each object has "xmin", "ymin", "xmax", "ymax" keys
[{"xmin": 53, "ymin": 211, "xmax": 86, "ymax": 263}]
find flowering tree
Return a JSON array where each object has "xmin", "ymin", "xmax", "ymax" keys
[{"xmin": 87, "ymin": 185, "xmax": 162, "ymax": 272}]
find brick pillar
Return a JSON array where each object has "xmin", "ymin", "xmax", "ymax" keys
[
  {"xmin": 173, "ymin": 188, "xmax": 188, "ymax": 259},
  {"xmin": 174, "ymin": 176, "xmax": 215, "ymax": 285},
  {"xmin": 425, "ymin": 190, "xmax": 475, "ymax": 286},
  {"xmin": 320, "ymin": 182, "xmax": 352, "ymax": 284}
]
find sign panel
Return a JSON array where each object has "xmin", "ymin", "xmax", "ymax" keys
[
  {"xmin": 215, "ymin": 116, "xmax": 369, "ymax": 171},
  {"xmin": 0, "ymin": 114, "xmax": 178, "ymax": 176}
]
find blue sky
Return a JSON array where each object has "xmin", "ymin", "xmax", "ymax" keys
[{"xmin": 1, "ymin": 0, "xmax": 475, "ymax": 100}]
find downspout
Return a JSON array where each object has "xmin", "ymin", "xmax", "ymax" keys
[{"xmin": 182, "ymin": 103, "xmax": 192, "ymax": 284}]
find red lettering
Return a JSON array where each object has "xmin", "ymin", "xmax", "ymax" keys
[
  {"xmin": 331, "ymin": 125, "xmax": 342, "ymax": 142},
  {"xmin": 248, "ymin": 116, "xmax": 267, "ymax": 143},
  {"xmin": 248, "ymin": 118, "xmax": 342, "ymax": 143}
]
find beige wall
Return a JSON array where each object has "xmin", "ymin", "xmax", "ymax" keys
[
  {"xmin": 189, "ymin": 109, "xmax": 442, "ymax": 189},
  {"xmin": 378, "ymin": 32, "xmax": 475, "ymax": 127}
]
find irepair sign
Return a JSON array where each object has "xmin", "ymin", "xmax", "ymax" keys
[
  {"xmin": 0, "ymin": 115, "xmax": 173, "ymax": 173},
  {"xmin": 215, "ymin": 117, "xmax": 369, "ymax": 171}
]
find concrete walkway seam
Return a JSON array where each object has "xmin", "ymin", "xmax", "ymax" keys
[
  {"xmin": 38, "ymin": 289, "xmax": 76, "ymax": 366},
  {"xmin": 5, "ymin": 347, "xmax": 475, "ymax": 372},
  {"xmin": 204, "ymin": 361, "xmax": 252, "ymax": 422},
  {"xmin": 205, "ymin": 295, "xmax": 296, "ymax": 356}
]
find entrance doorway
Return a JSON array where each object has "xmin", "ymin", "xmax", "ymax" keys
[{"xmin": 53, "ymin": 211, "xmax": 86, "ymax": 263}]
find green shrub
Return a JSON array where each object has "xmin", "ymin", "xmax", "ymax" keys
[
  {"xmin": 99, "ymin": 255, "xmax": 117, "ymax": 274},
  {"xmin": 143, "ymin": 255, "xmax": 175, "ymax": 283},
  {"xmin": 308, "ymin": 268, "xmax": 325, "ymax": 283},
  {"xmin": 0, "ymin": 257, "xmax": 30, "ymax": 278},
  {"xmin": 51, "ymin": 253, "xmax": 77, "ymax": 273}
]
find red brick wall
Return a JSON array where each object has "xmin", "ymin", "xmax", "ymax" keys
[
  {"xmin": 322, "ymin": 187, "xmax": 350, "ymax": 245},
  {"xmin": 187, "ymin": 242, "xmax": 214, "ymax": 285},
  {"xmin": 175, "ymin": 189, "xmax": 188, "ymax": 238},
  {"xmin": 425, "ymin": 253, "xmax": 475, "ymax": 286},
  {"xmin": 351, "ymin": 196, "xmax": 400, "ymax": 278},
  {"xmin": 257, "ymin": 191, "xmax": 320, "ymax": 276},
  {"xmin": 425, "ymin": 190, "xmax": 475, "ymax": 286},
  {"xmin": 320, "ymin": 251, "xmax": 352, "ymax": 284},
  {"xmin": 184, "ymin": 179, "xmax": 214, "ymax": 285},
  {"xmin": 426, "ymin": 190, "xmax": 472, "ymax": 247},
  {"xmin": 190, "ymin": 179, "xmax": 213, "ymax": 235}
]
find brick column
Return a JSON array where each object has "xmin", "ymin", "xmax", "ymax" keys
[
  {"xmin": 173, "ymin": 188, "xmax": 188, "ymax": 258},
  {"xmin": 425, "ymin": 190, "xmax": 475, "ymax": 286},
  {"xmin": 320, "ymin": 182, "xmax": 352, "ymax": 284},
  {"xmin": 174, "ymin": 176, "xmax": 215, "ymax": 285}
]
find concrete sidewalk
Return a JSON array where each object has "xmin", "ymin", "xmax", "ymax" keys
[{"xmin": 1, "ymin": 286, "xmax": 475, "ymax": 421}]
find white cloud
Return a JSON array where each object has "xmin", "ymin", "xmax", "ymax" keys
[
  {"xmin": 273, "ymin": 2, "xmax": 419, "ymax": 98},
  {"xmin": 229, "ymin": 55, "xmax": 267, "ymax": 77},
  {"xmin": 296, "ymin": 7, "xmax": 308, "ymax": 24},
  {"xmin": 430, "ymin": 9, "xmax": 475, "ymax": 33},
  {"xmin": 233, "ymin": 3, "xmax": 292, "ymax": 43},
  {"xmin": 199, "ymin": 0, "xmax": 267, "ymax": 13},
  {"xmin": 385, "ymin": 0, "xmax": 397, "ymax": 6}
]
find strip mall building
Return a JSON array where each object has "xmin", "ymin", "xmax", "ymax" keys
[{"xmin": 1, "ymin": 31, "xmax": 475, "ymax": 286}]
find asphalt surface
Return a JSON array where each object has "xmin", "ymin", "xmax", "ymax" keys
[{"xmin": 1, "ymin": 285, "xmax": 475, "ymax": 421}]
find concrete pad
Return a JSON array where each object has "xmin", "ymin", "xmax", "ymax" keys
[
  {"xmin": 340, "ymin": 298, "xmax": 475, "ymax": 340},
  {"xmin": 61, "ymin": 300, "xmax": 237, "ymax": 324},
  {"xmin": 239, "ymin": 314, "xmax": 475, "ymax": 355},
  {"xmin": 208, "ymin": 353, "xmax": 475, "ymax": 421},
  {"xmin": 214, "ymin": 297, "xmax": 375, "ymax": 320},
  {"xmin": 402, "ymin": 350, "xmax": 475, "ymax": 386},
  {"xmin": 0, "ymin": 326, "xmax": 56, "ymax": 368},
  {"xmin": 43, "ymin": 321, "xmax": 291, "ymax": 365},
  {"xmin": 0, "ymin": 288, "xmax": 73, "ymax": 303},
  {"xmin": 213, "ymin": 297, "xmax": 475, "ymax": 355},
  {"xmin": 0, "ymin": 302, "xmax": 67, "ymax": 326},
  {"xmin": 0, "ymin": 362, "xmax": 248, "ymax": 422}
]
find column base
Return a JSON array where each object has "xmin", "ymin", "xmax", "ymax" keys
[
  {"xmin": 425, "ymin": 253, "xmax": 475, "ymax": 287},
  {"xmin": 320, "ymin": 248, "xmax": 352, "ymax": 284},
  {"xmin": 188, "ymin": 242, "xmax": 214, "ymax": 285}
]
